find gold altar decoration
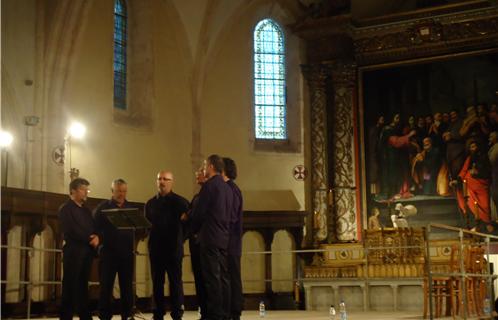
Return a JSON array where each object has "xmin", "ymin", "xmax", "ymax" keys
[{"xmin": 304, "ymin": 228, "xmax": 469, "ymax": 279}]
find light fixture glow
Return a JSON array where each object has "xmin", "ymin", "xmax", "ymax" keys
[
  {"xmin": 68, "ymin": 122, "xmax": 86, "ymax": 139},
  {"xmin": 0, "ymin": 131, "xmax": 13, "ymax": 148}
]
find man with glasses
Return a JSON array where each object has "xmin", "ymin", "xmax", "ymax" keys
[
  {"xmin": 59, "ymin": 178, "xmax": 100, "ymax": 320},
  {"xmin": 145, "ymin": 171, "xmax": 189, "ymax": 320},
  {"xmin": 94, "ymin": 179, "xmax": 135, "ymax": 320}
]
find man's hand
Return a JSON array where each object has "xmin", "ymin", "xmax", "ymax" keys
[
  {"xmin": 180, "ymin": 212, "xmax": 188, "ymax": 221},
  {"xmin": 89, "ymin": 234, "xmax": 100, "ymax": 248},
  {"xmin": 443, "ymin": 132, "xmax": 451, "ymax": 141}
]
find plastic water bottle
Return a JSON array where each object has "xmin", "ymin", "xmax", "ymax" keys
[
  {"xmin": 483, "ymin": 296, "xmax": 491, "ymax": 315},
  {"xmin": 197, "ymin": 306, "xmax": 202, "ymax": 318},
  {"xmin": 329, "ymin": 305, "xmax": 336, "ymax": 319},
  {"xmin": 339, "ymin": 300, "xmax": 347, "ymax": 320},
  {"xmin": 259, "ymin": 301, "xmax": 266, "ymax": 318}
]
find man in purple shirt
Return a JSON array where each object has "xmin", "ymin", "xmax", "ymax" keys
[
  {"xmin": 191, "ymin": 154, "xmax": 232, "ymax": 320},
  {"xmin": 59, "ymin": 178, "xmax": 100, "ymax": 320},
  {"xmin": 222, "ymin": 157, "xmax": 243, "ymax": 320}
]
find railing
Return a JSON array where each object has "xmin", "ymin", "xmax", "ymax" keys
[
  {"xmin": 2, "ymin": 224, "xmax": 497, "ymax": 319},
  {"xmin": 425, "ymin": 223, "xmax": 498, "ymax": 320}
]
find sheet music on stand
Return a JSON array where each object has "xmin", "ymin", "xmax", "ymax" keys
[
  {"xmin": 100, "ymin": 207, "xmax": 150, "ymax": 319},
  {"xmin": 101, "ymin": 208, "xmax": 151, "ymax": 230}
]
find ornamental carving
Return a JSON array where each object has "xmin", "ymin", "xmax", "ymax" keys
[
  {"xmin": 331, "ymin": 62, "xmax": 357, "ymax": 241},
  {"xmin": 302, "ymin": 64, "xmax": 331, "ymax": 242},
  {"xmin": 354, "ymin": 10, "xmax": 498, "ymax": 63}
]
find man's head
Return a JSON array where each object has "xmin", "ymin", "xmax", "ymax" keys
[
  {"xmin": 204, "ymin": 154, "xmax": 224, "ymax": 179},
  {"xmin": 408, "ymin": 115, "xmax": 415, "ymax": 127},
  {"xmin": 417, "ymin": 116, "xmax": 425, "ymax": 128},
  {"xmin": 69, "ymin": 178, "xmax": 90, "ymax": 203},
  {"xmin": 450, "ymin": 110, "xmax": 459, "ymax": 123},
  {"xmin": 195, "ymin": 165, "xmax": 206, "ymax": 185},
  {"xmin": 156, "ymin": 171, "xmax": 174, "ymax": 196},
  {"xmin": 468, "ymin": 140, "xmax": 479, "ymax": 154},
  {"xmin": 425, "ymin": 115, "xmax": 433, "ymax": 126},
  {"xmin": 433, "ymin": 112, "xmax": 442, "ymax": 123},
  {"xmin": 442, "ymin": 112, "xmax": 450, "ymax": 123},
  {"xmin": 423, "ymin": 137, "xmax": 432, "ymax": 151},
  {"xmin": 111, "ymin": 178, "xmax": 128, "ymax": 205},
  {"xmin": 371, "ymin": 207, "xmax": 380, "ymax": 217},
  {"xmin": 466, "ymin": 106, "xmax": 476, "ymax": 117},
  {"xmin": 222, "ymin": 157, "xmax": 237, "ymax": 180},
  {"xmin": 477, "ymin": 104, "xmax": 487, "ymax": 116},
  {"xmin": 391, "ymin": 114, "xmax": 400, "ymax": 127},
  {"xmin": 376, "ymin": 116, "xmax": 385, "ymax": 127}
]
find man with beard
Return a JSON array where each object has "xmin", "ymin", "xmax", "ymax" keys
[
  {"xmin": 379, "ymin": 114, "xmax": 416, "ymax": 199},
  {"xmin": 412, "ymin": 137, "xmax": 441, "ymax": 195},
  {"xmin": 59, "ymin": 178, "xmax": 100, "ymax": 320},
  {"xmin": 146, "ymin": 171, "xmax": 189, "ymax": 320},
  {"xmin": 454, "ymin": 140, "xmax": 491, "ymax": 229},
  {"xmin": 443, "ymin": 110, "xmax": 466, "ymax": 181}
]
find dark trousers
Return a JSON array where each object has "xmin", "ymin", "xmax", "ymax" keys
[
  {"xmin": 189, "ymin": 238, "xmax": 207, "ymax": 319},
  {"xmin": 227, "ymin": 254, "xmax": 243, "ymax": 319},
  {"xmin": 60, "ymin": 244, "xmax": 93, "ymax": 320},
  {"xmin": 199, "ymin": 245, "xmax": 229, "ymax": 320},
  {"xmin": 150, "ymin": 254, "xmax": 184, "ymax": 320},
  {"xmin": 98, "ymin": 252, "xmax": 134, "ymax": 320}
]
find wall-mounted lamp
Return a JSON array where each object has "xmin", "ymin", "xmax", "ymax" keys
[
  {"xmin": 65, "ymin": 122, "xmax": 86, "ymax": 180},
  {"xmin": 1, "ymin": 130, "xmax": 14, "ymax": 186}
]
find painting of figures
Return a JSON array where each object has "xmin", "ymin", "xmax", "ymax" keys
[{"xmin": 363, "ymin": 52, "xmax": 498, "ymax": 232}]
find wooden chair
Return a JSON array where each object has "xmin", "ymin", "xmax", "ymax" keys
[{"xmin": 423, "ymin": 245, "xmax": 460, "ymax": 319}]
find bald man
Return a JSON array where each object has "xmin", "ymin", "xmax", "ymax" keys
[{"xmin": 145, "ymin": 171, "xmax": 189, "ymax": 320}]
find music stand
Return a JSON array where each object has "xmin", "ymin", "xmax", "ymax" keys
[{"xmin": 101, "ymin": 208, "xmax": 151, "ymax": 319}]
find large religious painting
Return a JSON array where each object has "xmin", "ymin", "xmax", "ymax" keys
[{"xmin": 362, "ymin": 52, "xmax": 498, "ymax": 233}]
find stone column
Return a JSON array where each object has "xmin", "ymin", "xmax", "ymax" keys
[
  {"xmin": 302, "ymin": 64, "xmax": 330, "ymax": 243},
  {"xmin": 330, "ymin": 61, "xmax": 358, "ymax": 242}
]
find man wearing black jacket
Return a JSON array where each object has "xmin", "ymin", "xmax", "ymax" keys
[
  {"xmin": 145, "ymin": 171, "xmax": 189, "ymax": 320},
  {"xmin": 94, "ymin": 179, "xmax": 135, "ymax": 320},
  {"xmin": 191, "ymin": 155, "xmax": 232, "ymax": 320},
  {"xmin": 187, "ymin": 168, "xmax": 207, "ymax": 319},
  {"xmin": 222, "ymin": 158, "xmax": 243, "ymax": 320},
  {"xmin": 59, "ymin": 178, "xmax": 100, "ymax": 320}
]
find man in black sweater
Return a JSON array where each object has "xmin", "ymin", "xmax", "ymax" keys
[
  {"xmin": 145, "ymin": 171, "xmax": 189, "ymax": 320},
  {"xmin": 222, "ymin": 157, "xmax": 243, "ymax": 320},
  {"xmin": 94, "ymin": 178, "xmax": 135, "ymax": 320},
  {"xmin": 59, "ymin": 178, "xmax": 100, "ymax": 320},
  {"xmin": 191, "ymin": 155, "xmax": 232, "ymax": 320},
  {"xmin": 187, "ymin": 168, "xmax": 207, "ymax": 319}
]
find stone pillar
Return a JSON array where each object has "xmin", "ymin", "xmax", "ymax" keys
[
  {"xmin": 330, "ymin": 61, "xmax": 358, "ymax": 242},
  {"xmin": 302, "ymin": 64, "xmax": 330, "ymax": 243}
]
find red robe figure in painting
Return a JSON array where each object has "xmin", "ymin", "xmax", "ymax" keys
[{"xmin": 456, "ymin": 140, "xmax": 491, "ymax": 223}]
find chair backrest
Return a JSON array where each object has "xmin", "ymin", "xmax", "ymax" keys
[{"xmin": 468, "ymin": 246, "xmax": 486, "ymax": 274}]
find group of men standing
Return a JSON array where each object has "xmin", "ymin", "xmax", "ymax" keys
[{"xmin": 58, "ymin": 154, "xmax": 243, "ymax": 320}]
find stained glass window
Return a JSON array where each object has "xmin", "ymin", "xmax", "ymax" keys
[
  {"xmin": 254, "ymin": 19, "xmax": 287, "ymax": 140},
  {"xmin": 113, "ymin": 0, "xmax": 127, "ymax": 110}
]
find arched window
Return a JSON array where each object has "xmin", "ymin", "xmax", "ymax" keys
[
  {"xmin": 253, "ymin": 19, "xmax": 287, "ymax": 140},
  {"xmin": 113, "ymin": 0, "xmax": 127, "ymax": 110}
]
